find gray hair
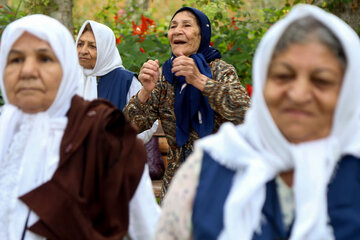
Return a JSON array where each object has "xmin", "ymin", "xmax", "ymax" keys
[{"xmin": 273, "ymin": 17, "xmax": 347, "ymax": 70}]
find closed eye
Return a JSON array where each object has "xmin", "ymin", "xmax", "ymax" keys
[
  {"xmin": 271, "ymin": 73, "xmax": 294, "ymax": 82},
  {"xmin": 9, "ymin": 57, "xmax": 23, "ymax": 64},
  {"xmin": 312, "ymin": 77, "xmax": 335, "ymax": 88}
]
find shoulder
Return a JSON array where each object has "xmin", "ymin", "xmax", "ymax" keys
[
  {"xmin": 68, "ymin": 95, "xmax": 121, "ymax": 120},
  {"xmin": 65, "ymin": 95, "xmax": 135, "ymax": 142},
  {"xmin": 155, "ymin": 147, "xmax": 203, "ymax": 239},
  {"xmin": 209, "ymin": 59, "xmax": 236, "ymax": 72},
  {"xmin": 327, "ymin": 155, "xmax": 360, "ymax": 239},
  {"xmin": 105, "ymin": 67, "xmax": 135, "ymax": 79}
]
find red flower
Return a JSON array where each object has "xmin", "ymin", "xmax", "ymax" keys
[
  {"xmin": 230, "ymin": 17, "xmax": 239, "ymax": 30},
  {"xmin": 246, "ymin": 84, "xmax": 253, "ymax": 97},
  {"xmin": 227, "ymin": 42, "xmax": 233, "ymax": 51},
  {"xmin": 132, "ymin": 21, "xmax": 142, "ymax": 35},
  {"xmin": 210, "ymin": 41, "xmax": 214, "ymax": 47},
  {"xmin": 237, "ymin": 48, "xmax": 242, "ymax": 53},
  {"xmin": 116, "ymin": 36, "xmax": 122, "ymax": 44},
  {"xmin": 114, "ymin": 13, "xmax": 119, "ymax": 22},
  {"xmin": 132, "ymin": 15, "xmax": 156, "ymax": 42},
  {"xmin": 140, "ymin": 47, "xmax": 145, "ymax": 53},
  {"xmin": 0, "ymin": 5, "xmax": 3, "ymax": 8}
]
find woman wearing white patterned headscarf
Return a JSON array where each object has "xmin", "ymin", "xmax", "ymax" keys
[
  {"xmin": 155, "ymin": 4, "xmax": 360, "ymax": 240},
  {"xmin": 0, "ymin": 14, "xmax": 159, "ymax": 240}
]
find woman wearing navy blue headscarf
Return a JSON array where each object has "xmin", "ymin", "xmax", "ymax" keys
[{"xmin": 124, "ymin": 7, "xmax": 250, "ymax": 201}]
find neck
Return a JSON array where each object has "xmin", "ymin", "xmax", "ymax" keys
[{"xmin": 279, "ymin": 170, "xmax": 294, "ymax": 187}]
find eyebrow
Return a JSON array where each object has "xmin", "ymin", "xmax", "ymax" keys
[
  {"xmin": 78, "ymin": 40, "xmax": 96, "ymax": 45},
  {"xmin": 271, "ymin": 61, "xmax": 342, "ymax": 76},
  {"xmin": 269, "ymin": 61, "xmax": 293, "ymax": 70},
  {"xmin": 170, "ymin": 19, "xmax": 193, "ymax": 24},
  {"xmin": 8, "ymin": 48, "xmax": 54, "ymax": 55}
]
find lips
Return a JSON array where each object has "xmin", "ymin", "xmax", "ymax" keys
[
  {"xmin": 283, "ymin": 108, "xmax": 313, "ymax": 118},
  {"xmin": 17, "ymin": 87, "xmax": 44, "ymax": 94},
  {"xmin": 173, "ymin": 40, "xmax": 187, "ymax": 44}
]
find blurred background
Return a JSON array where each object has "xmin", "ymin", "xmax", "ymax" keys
[{"xmin": 1, "ymin": 0, "xmax": 360, "ymax": 105}]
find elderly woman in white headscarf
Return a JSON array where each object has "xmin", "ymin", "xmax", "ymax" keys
[
  {"xmin": 75, "ymin": 20, "xmax": 140, "ymax": 106},
  {"xmin": 155, "ymin": 4, "xmax": 360, "ymax": 240},
  {"xmin": 0, "ymin": 14, "xmax": 159, "ymax": 240},
  {"xmin": 76, "ymin": 20, "xmax": 158, "ymax": 149}
]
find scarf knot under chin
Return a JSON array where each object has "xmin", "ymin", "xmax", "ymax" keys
[{"xmin": 163, "ymin": 53, "xmax": 216, "ymax": 146}]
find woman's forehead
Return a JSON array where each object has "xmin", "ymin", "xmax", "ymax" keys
[
  {"xmin": 11, "ymin": 32, "xmax": 52, "ymax": 50},
  {"xmin": 172, "ymin": 11, "xmax": 197, "ymax": 22}
]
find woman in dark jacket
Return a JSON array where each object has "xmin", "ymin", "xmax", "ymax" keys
[{"xmin": 124, "ymin": 7, "xmax": 250, "ymax": 200}]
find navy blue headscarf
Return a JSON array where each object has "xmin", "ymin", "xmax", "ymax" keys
[{"xmin": 162, "ymin": 7, "xmax": 222, "ymax": 147}]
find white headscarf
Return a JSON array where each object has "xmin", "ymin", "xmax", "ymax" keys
[
  {"xmin": 0, "ymin": 14, "xmax": 80, "ymax": 239},
  {"xmin": 76, "ymin": 20, "xmax": 124, "ymax": 100},
  {"xmin": 197, "ymin": 4, "xmax": 360, "ymax": 240}
]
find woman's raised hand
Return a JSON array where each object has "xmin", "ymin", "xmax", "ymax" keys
[
  {"xmin": 138, "ymin": 59, "xmax": 159, "ymax": 103},
  {"xmin": 172, "ymin": 55, "xmax": 207, "ymax": 92}
]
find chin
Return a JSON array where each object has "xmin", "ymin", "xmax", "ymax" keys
[{"xmin": 16, "ymin": 99, "xmax": 48, "ymax": 113}]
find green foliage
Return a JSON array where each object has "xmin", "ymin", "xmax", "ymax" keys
[
  {"xmin": 81, "ymin": 0, "xmax": 172, "ymax": 73},
  {"xmin": 319, "ymin": 0, "xmax": 353, "ymax": 11},
  {"xmin": 87, "ymin": 0, "xmax": 307, "ymax": 86},
  {"xmin": 23, "ymin": 0, "xmax": 58, "ymax": 15},
  {"xmin": 0, "ymin": 2, "xmax": 26, "ymax": 106},
  {"xmin": 0, "ymin": 2, "xmax": 26, "ymax": 37},
  {"xmin": 0, "ymin": 0, "xmax": 328, "ymax": 107}
]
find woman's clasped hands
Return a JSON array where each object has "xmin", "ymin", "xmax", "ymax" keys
[{"xmin": 171, "ymin": 53, "xmax": 207, "ymax": 91}]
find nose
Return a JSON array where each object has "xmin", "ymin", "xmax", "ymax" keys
[
  {"xmin": 173, "ymin": 26, "xmax": 183, "ymax": 35},
  {"xmin": 20, "ymin": 57, "xmax": 38, "ymax": 79},
  {"xmin": 287, "ymin": 75, "xmax": 312, "ymax": 104},
  {"xmin": 79, "ymin": 44, "xmax": 88, "ymax": 55}
]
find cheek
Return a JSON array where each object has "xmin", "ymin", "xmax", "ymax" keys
[
  {"xmin": 50, "ymin": 68, "xmax": 63, "ymax": 91},
  {"xmin": 316, "ymin": 91, "xmax": 339, "ymax": 119},
  {"xmin": 43, "ymin": 66, "xmax": 63, "ymax": 99},
  {"xmin": 263, "ymin": 82, "xmax": 282, "ymax": 108},
  {"xmin": 91, "ymin": 50, "xmax": 97, "ymax": 63},
  {"xmin": 191, "ymin": 33, "xmax": 201, "ymax": 47},
  {"xmin": 3, "ymin": 67, "xmax": 18, "ymax": 101}
]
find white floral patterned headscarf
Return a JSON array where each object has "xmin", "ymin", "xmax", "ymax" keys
[{"xmin": 197, "ymin": 4, "xmax": 360, "ymax": 240}]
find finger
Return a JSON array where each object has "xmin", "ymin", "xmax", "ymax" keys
[
  {"xmin": 173, "ymin": 56, "xmax": 194, "ymax": 68},
  {"xmin": 171, "ymin": 65, "xmax": 186, "ymax": 73},
  {"xmin": 140, "ymin": 73, "xmax": 156, "ymax": 82},
  {"xmin": 141, "ymin": 67, "xmax": 158, "ymax": 76},
  {"xmin": 147, "ymin": 59, "xmax": 159, "ymax": 69},
  {"xmin": 174, "ymin": 69, "xmax": 191, "ymax": 77},
  {"xmin": 172, "ymin": 63, "xmax": 196, "ymax": 74},
  {"xmin": 142, "ymin": 62, "xmax": 157, "ymax": 70}
]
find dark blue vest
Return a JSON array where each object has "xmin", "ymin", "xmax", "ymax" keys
[
  {"xmin": 192, "ymin": 152, "xmax": 360, "ymax": 240},
  {"xmin": 97, "ymin": 68, "xmax": 134, "ymax": 110}
]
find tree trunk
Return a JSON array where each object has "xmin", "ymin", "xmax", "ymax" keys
[
  {"xmin": 50, "ymin": 0, "xmax": 73, "ymax": 33},
  {"xmin": 312, "ymin": 0, "xmax": 360, "ymax": 33},
  {"xmin": 330, "ymin": 0, "xmax": 360, "ymax": 33}
]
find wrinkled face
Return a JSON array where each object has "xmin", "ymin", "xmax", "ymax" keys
[
  {"xmin": 77, "ymin": 30, "xmax": 97, "ymax": 69},
  {"xmin": 168, "ymin": 11, "xmax": 201, "ymax": 57},
  {"xmin": 4, "ymin": 32, "xmax": 63, "ymax": 113},
  {"xmin": 264, "ymin": 42, "xmax": 344, "ymax": 143}
]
